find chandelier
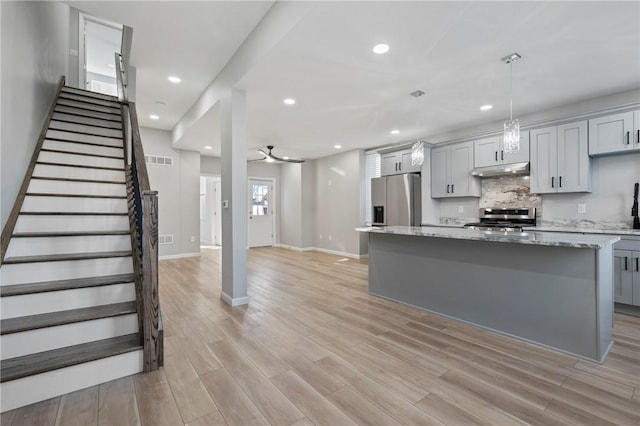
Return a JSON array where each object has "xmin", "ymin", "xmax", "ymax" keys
[{"xmin": 502, "ymin": 52, "xmax": 521, "ymax": 153}]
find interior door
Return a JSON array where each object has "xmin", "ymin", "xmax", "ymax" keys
[{"xmin": 248, "ymin": 179, "xmax": 274, "ymax": 247}]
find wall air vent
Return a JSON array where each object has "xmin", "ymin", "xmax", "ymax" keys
[
  {"xmin": 145, "ymin": 155, "xmax": 174, "ymax": 166},
  {"xmin": 158, "ymin": 235, "xmax": 174, "ymax": 244}
]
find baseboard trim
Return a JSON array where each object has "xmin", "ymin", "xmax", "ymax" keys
[
  {"xmin": 159, "ymin": 252, "xmax": 201, "ymax": 261},
  {"xmin": 221, "ymin": 292, "xmax": 249, "ymax": 307},
  {"xmin": 275, "ymin": 244, "xmax": 366, "ymax": 259}
]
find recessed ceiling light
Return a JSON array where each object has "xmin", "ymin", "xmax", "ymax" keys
[
  {"xmin": 390, "ymin": 129, "xmax": 400, "ymax": 134},
  {"xmin": 334, "ymin": 144, "xmax": 342, "ymax": 149},
  {"xmin": 107, "ymin": 64, "xmax": 115, "ymax": 68},
  {"xmin": 155, "ymin": 101, "xmax": 166, "ymax": 106},
  {"xmin": 168, "ymin": 76, "xmax": 181, "ymax": 83},
  {"xmin": 149, "ymin": 115, "xmax": 159, "ymax": 120},
  {"xmin": 283, "ymin": 98, "xmax": 296, "ymax": 105},
  {"xmin": 204, "ymin": 146, "xmax": 212, "ymax": 150},
  {"xmin": 373, "ymin": 44, "xmax": 390, "ymax": 54},
  {"xmin": 480, "ymin": 104, "xmax": 493, "ymax": 111}
]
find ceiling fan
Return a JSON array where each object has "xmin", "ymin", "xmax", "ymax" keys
[{"xmin": 252, "ymin": 145, "xmax": 305, "ymax": 163}]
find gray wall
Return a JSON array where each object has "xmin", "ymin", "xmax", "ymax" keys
[
  {"xmin": 315, "ymin": 149, "xmax": 367, "ymax": 255},
  {"xmin": 140, "ymin": 127, "xmax": 200, "ymax": 257},
  {"xmin": 1, "ymin": 1, "xmax": 69, "ymax": 230},
  {"xmin": 280, "ymin": 163, "xmax": 302, "ymax": 247}
]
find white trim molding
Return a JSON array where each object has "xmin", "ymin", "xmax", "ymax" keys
[
  {"xmin": 275, "ymin": 244, "xmax": 367, "ymax": 259},
  {"xmin": 159, "ymin": 252, "xmax": 201, "ymax": 261},
  {"xmin": 221, "ymin": 292, "xmax": 249, "ymax": 307}
]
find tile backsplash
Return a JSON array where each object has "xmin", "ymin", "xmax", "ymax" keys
[{"xmin": 479, "ymin": 175, "xmax": 541, "ymax": 210}]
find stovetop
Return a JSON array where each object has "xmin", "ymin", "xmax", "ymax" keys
[{"xmin": 464, "ymin": 207, "xmax": 536, "ymax": 232}]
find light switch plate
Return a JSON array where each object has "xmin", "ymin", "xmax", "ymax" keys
[
  {"xmin": 577, "ymin": 203, "xmax": 586, "ymax": 214},
  {"xmin": 222, "ymin": 200, "xmax": 229, "ymax": 208},
  {"xmin": 457, "ymin": 205, "xmax": 464, "ymax": 213}
]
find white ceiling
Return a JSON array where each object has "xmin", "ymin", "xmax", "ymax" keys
[{"xmin": 68, "ymin": 1, "xmax": 640, "ymax": 161}]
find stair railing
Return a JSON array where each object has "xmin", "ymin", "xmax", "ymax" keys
[{"xmin": 116, "ymin": 52, "xmax": 162, "ymax": 372}]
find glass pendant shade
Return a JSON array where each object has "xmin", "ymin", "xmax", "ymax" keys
[
  {"xmin": 503, "ymin": 118, "xmax": 520, "ymax": 153},
  {"xmin": 411, "ymin": 140, "xmax": 424, "ymax": 167}
]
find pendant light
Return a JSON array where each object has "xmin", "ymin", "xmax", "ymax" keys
[
  {"xmin": 410, "ymin": 89, "xmax": 425, "ymax": 167},
  {"xmin": 502, "ymin": 52, "xmax": 521, "ymax": 153}
]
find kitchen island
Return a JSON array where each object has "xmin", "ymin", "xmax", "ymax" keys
[{"xmin": 356, "ymin": 226, "xmax": 620, "ymax": 362}]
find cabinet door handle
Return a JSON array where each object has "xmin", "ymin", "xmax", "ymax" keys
[
  {"xmin": 446, "ymin": 184, "xmax": 450, "ymax": 194},
  {"xmin": 559, "ymin": 176, "xmax": 562, "ymax": 188},
  {"xmin": 495, "ymin": 151, "xmax": 498, "ymax": 161},
  {"xmin": 501, "ymin": 150, "xmax": 504, "ymax": 161},
  {"xmin": 626, "ymin": 131, "xmax": 630, "ymax": 145},
  {"xmin": 551, "ymin": 177, "xmax": 555, "ymax": 188},
  {"xmin": 399, "ymin": 162, "xmax": 402, "ymax": 171},
  {"xmin": 625, "ymin": 257, "xmax": 628, "ymax": 271},
  {"xmin": 637, "ymin": 129, "xmax": 639, "ymax": 144},
  {"xmin": 636, "ymin": 257, "xmax": 639, "ymax": 272},
  {"xmin": 451, "ymin": 184, "xmax": 454, "ymax": 193}
]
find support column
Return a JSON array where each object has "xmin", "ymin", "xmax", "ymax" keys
[{"xmin": 220, "ymin": 88, "xmax": 248, "ymax": 306}]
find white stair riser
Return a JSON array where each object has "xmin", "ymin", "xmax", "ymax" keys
[
  {"xmin": 0, "ymin": 350, "xmax": 142, "ymax": 412},
  {"xmin": 60, "ymin": 87, "xmax": 118, "ymax": 102},
  {"xmin": 1, "ymin": 257, "xmax": 133, "ymax": 286},
  {"xmin": 1, "ymin": 313, "xmax": 138, "ymax": 360},
  {"xmin": 14, "ymin": 215, "xmax": 129, "ymax": 233},
  {"xmin": 51, "ymin": 112, "xmax": 122, "ymax": 130},
  {"xmin": 45, "ymin": 129, "xmax": 123, "ymax": 148},
  {"xmin": 49, "ymin": 120, "xmax": 122, "ymax": 138},
  {"xmin": 6, "ymin": 235, "xmax": 132, "ymax": 257},
  {"xmin": 43, "ymin": 139, "xmax": 124, "ymax": 158},
  {"xmin": 56, "ymin": 98, "xmax": 120, "ymax": 115},
  {"xmin": 21, "ymin": 196, "xmax": 127, "ymax": 213},
  {"xmin": 1, "ymin": 283, "xmax": 135, "ymax": 319},
  {"xmin": 33, "ymin": 164, "xmax": 125, "ymax": 182},
  {"xmin": 55, "ymin": 104, "xmax": 121, "ymax": 120},
  {"xmin": 59, "ymin": 93, "xmax": 120, "ymax": 108},
  {"xmin": 38, "ymin": 151, "xmax": 124, "ymax": 170},
  {"xmin": 27, "ymin": 179, "xmax": 126, "ymax": 197}
]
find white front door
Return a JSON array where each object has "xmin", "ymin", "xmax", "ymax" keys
[{"xmin": 248, "ymin": 179, "xmax": 274, "ymax": 247}]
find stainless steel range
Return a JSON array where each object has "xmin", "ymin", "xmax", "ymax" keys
[{"xmin": 464, "ymin": 207, "xmax": 536, "ymax": 232}]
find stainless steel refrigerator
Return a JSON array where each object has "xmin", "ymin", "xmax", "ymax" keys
[{"xmin": 371, "ymin": 174, "xmax": 421, "ymax": 226}]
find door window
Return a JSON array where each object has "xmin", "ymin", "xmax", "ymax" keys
[{"xmin": 251, "ymin": 183, "xmax": 270, "ymax": 216}]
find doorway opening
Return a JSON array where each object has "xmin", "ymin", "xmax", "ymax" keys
[
  {"xmin": 249, "ymin": 178, "xmax": 276, "ymax": 248},
  {"xmin": 200, "ymin": 176, "xmax": 222, "ymax": 248},
  {"xmin": 79, "ymin": 13, "xmax": 122, "ymax": 96}
]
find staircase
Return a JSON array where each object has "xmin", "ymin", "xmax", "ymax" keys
[{"xmin": 0, "ymin": 85, "xmax": 144, "ymax": 412}]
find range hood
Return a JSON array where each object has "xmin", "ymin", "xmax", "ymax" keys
[{"xmin": 470, "ymin": 162, "xmax": 529, "ymax": 177}]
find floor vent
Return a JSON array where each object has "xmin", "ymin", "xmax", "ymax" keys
[
  {"xmin": 145, "ymin": 155, "xmax": 174, "ymax": 166},
  {"xmin": 158, "ymin": 235, "xmax": 174, "ymax": 244}
]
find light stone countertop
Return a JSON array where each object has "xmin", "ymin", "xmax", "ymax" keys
[
  {"xmin": 524, "ymin": 226, "xmax": 640, "ymax": 236},
  {"xmin": 356, "ymin": 226, "xmax": 620, "ymax": 249}
]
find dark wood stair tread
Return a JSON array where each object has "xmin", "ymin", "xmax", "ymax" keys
[
  {"xmin": 36, "ymin": 161, "xmax": 125, "ymax": 171},
  {"xmin": 1, "ymin": 333, "xmax": 141, "ymax": 382},
  {"xmin": 58, "ymin": 93, "xmax": 120, "ymax": 108},
  {"xmin": 31, "ymin": 176, "xmax": 126, "ymax": 185},
  {"xmin": 0, "ymin": 301, "xmax": 137, "ymax": 335},
  {"xmin": 19, "ymin": 211, "xmax": 128, "ymax": 216},
  {"xmin": 61, "ymin": 86, "xmax": 119, "ymax": 102},
  {"xmin": 50, "ymin": 116, "xmax": 123, "ymax": 131},
  {"xmin": 12, "ymin": 230, "xmax": 130, "ymax": 238},
  {"xmin": 3, "ymin": 250, "xmax": 132, "ymax": 264},
  {"xmin": 53, "ymin": 108, "xmax": 122, "ymax": 123},
  {"xmin": 46, "ymin": 126, "xmax": 123, "ymax": 140},
  {"xmin": 0, "ymin": 273, "xmax": 135, "ymax": 297},
  {"xmin": 43, "ymin": 137, "xmax": 124, "ymax": 149},
  {"xmin": 40, "ymin": 148, "xmax": 124, "ymax": 159},
  {"xmin": 25, "ymin": 193, "xmax": 126, "ymax": 199}
]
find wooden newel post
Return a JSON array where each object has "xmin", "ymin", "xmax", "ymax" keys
[{"xmin": 141, "ymin": 190, "xmax": 160, "ymax": 372}]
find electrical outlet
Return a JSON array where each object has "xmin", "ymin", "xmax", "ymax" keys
[
  {"xmin": 577, "ymin": 203, "xmax": 587, "ymax": 214},
  {"xmin": 191, "ymin": 236, "xmax": 196, "ymax": 242},
  {"xmin": 328, "ymin": 235, "xmax": 332, "ymax": 241},
  {"xmin": 319, "ymin": 233, "xmax": 323, "ymax": 239},
  {"xmin": 457, "ymin": 205, "xmax": 464, "ymax": 214}
]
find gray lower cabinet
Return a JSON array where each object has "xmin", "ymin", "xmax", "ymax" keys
[
  {"xmin": 530, "ymin": 120, "xmax": 591, "ymax": 193},
  {"xmin": 431, "ymin": 141, "xmax": 480, "ymax": 198},
  {"xmin": 614, "ymin": 238, "xmax": 640, "ymax": 306}
]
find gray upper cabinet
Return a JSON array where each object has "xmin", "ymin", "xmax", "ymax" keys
[
  {"xmin": 473, "ymin": 133, "xmax": 529, "ymax": 168},
  {"xmin": 588, "ymin": 110, "xmax": 640, "ymax": 156},
  {"xmin": 431, "ymin": 141, "xmax": 480, "ymax": 198},
  {"xmin": 530, "ymin": 120, "xmax": 591, "ymax": 194},
  {"xmin": 381, "ymin": 149, "xmax": 421, "ymax": 176}
]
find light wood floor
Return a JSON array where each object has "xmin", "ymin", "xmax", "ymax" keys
[{"xmin": 3, "ymin": 247, "xmax": 640, "ymax": 425}]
